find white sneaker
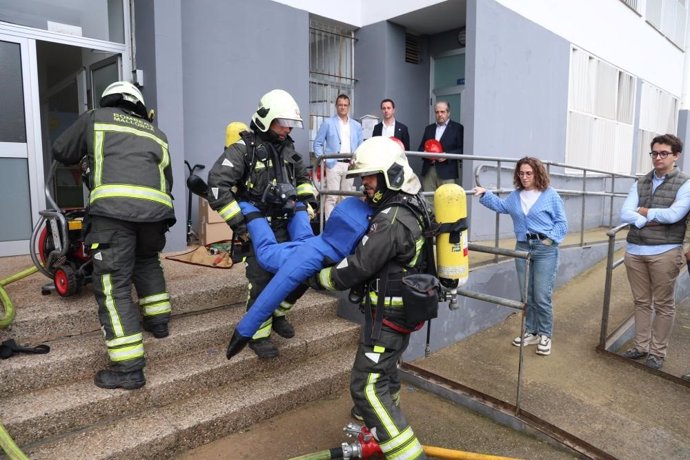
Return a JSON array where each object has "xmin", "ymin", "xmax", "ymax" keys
[
  {"xmin": 512, "ymin": 332, "xmax": 539, "ymax": 347},
  {"xmin": 536, "ymin": 335, "xmax": 551, "ymax": 356}
]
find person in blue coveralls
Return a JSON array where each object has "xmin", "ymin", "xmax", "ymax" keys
[{"xmin": 226, "ymin": 196, "xmax": 373, "ymax": 358}]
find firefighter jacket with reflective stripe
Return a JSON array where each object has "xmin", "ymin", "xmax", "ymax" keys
[
  {"xmin": 627, "ymin": 167, "xmax": 690, "ymax": 246},
  {"xmin": 52, "ymin": 107, "xmax": 175, "ymax": 224},
  {"xmin": 323, "ymin": 192, "xmax": 427, "ymax": 331},
  {"xmin": 206, "ymin": 130, "xmax": 315, "ymax": 229}
]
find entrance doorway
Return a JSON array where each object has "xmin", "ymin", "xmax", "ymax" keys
[{"xmin": 39, "ymin": 41, "xmax": 121, "ymax": 208}]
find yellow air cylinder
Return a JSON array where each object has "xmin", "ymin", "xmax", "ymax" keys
[
  {"xmin": 225, "ymin": 121, "xmax": 249, "ymax": 148},
  {"xmin": 434, "ymin": 183, "xmax": 469, "ymax": 287}
]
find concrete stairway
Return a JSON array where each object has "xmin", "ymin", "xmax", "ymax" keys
[{"xmin": 0, "ymin": 256, "xmax": 358, "ymax": 459}]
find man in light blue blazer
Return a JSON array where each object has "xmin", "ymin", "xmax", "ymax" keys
[{"xmin": 313, "ymin": 94, "xmax": 363, "ymax": 219}]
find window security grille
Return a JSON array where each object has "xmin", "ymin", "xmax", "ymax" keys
[{"xmin": 309, "ymin": 19, "xmax": 356, "ymax": 154}]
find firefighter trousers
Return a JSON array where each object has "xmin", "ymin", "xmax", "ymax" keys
[
  {"xmin": 350, "ymin": 327, "xmax": 426, "ymax": 459},
  {"xmin": 86, "ymin": 215, "xmax": 171, "ymax": 372},
  {"xmin": 244, "ymin": 217, "xmax": 308, "ymax": 340}
]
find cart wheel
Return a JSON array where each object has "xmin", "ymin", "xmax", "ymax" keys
[
  {"xmin": 54, "ymin": 265, "xmax": 79, "ymax": 297},
  {"xmin": 37, "ymin": 225, "xmax": 52, "ymax": 265}
]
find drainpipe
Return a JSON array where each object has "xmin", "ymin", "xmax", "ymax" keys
[{"xmin": 678, "ymin": 6, "xmax": 690, "ymax": 171}]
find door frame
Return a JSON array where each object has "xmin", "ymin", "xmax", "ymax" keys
[
  {"xmin": 0, "ymin": 14, "xmax": 129, "ymax": 256},
  {"xmin": 0, "ymin": 33, "xmax": 44, "ymax": 256}
]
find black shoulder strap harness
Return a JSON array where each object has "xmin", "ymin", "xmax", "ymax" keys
[
  {"xmin": 363, "ymin": 194, "xmax": 433, "ymax": 342},
  {"xmin": 363, "ymin": 193, "xmax": 469, "ymax": 343}
]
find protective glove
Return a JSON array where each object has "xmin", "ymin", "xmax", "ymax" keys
[
  {"xmin": 226, "ymin": 329, "xmax": 251, "ymax": 359},
  {"xmin": 305, "ymin": 274, "xmax": 324, "ymax": 291},
  {"xmin": 306, "ymin": 198, "xmax": 320, "ymax": 213},
  {"xmin": 232, "ymin": 221, "xmax": 249, "ymax": 243}
]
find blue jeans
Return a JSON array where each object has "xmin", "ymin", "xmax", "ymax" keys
[{"xmin": 515, "ymin": 240, "xmax": 560, "ymax": 338}]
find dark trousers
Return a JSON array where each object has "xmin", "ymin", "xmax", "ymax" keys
[
  {"xmin": 86, "ymin": 215, "xmax": 170, "ymax": 372},
  {"xmin": 349, "ymin": 326, "xmax": 425, "ymax": 459}
]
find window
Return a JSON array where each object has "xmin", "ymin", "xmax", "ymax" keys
[
  {"xmin": 635, "ymin": 82, "xmax": 679, "ymax": 173},
  {"xmin": 646, "ymin": 0, "xmax": 687, "ymax": 49},
  {"xmin": 566, "ymin": 48, "xmax": 635, "ymax": 174},
  {"xmin": 0, "ymin": 0, "xmax": 125, "ymax": 43},
  {"xmin": 309, "ymin": 18, "xmax": 356, "ymax": 153},
  {"xmin": 619, "ymin": 0, "xmax": 639, "ymax": 13}
]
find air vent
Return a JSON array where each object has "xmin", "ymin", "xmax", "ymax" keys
[{"xmin": 405, "ymin": 33, "xmax": 421, "ymax": 64}]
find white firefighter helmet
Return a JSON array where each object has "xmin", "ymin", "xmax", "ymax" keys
[
  {"xmin": 251, "ymin": 89, "xmax": 303, "ymax": 132},
  {"xmin": 347, "ymin": 136, "xmax": 421, "ymax": 194},
  {"xmin": 101, "ymin": 81, "xmax": 145, "ymax": 107}
]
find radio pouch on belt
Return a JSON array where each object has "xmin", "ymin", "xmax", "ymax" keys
[
  {"xmin": 401, "ymin": 224, "xmax": 440, "ymax": 323},
  {"xmin": 401, "ymin": 273, "xmax": 439, "ymax": 324}
]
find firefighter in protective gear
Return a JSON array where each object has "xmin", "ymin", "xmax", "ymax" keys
[
  {"xmin": 52, "ymin": 80, "xmax": 176, "ymax": 390},
  {"xmin": 206, "ymin": 89, "xmax": 317, "ymax": 359},
  {"xmin": 308, "ymin": 137, "xmax": 429, "ymax": 459}
]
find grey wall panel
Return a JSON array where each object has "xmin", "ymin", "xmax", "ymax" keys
[
  {"xmin": 134, "ymin": 0, "xmax": 187, "ymax": 251},
  {"xmin": 355, "ymin": 20, "xmax": 431, "ymax": 174},
  {"xmin": 180, "ymin": 0, "xmax": 309, "ymax": 166},
  {"xmin": 472, "ymin": 0, "xmax": 570, "ymax": 164},
  {"xmin": 467, "ymin": 0, "xmax": 573, "ymax": 243},
  {"xmin": 136, "ymin": 0, "xmax": 309, "ymax": 249}
]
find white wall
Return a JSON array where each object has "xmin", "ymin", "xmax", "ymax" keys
[
  {"xmin": 495, "ymin": 0, "xmax": 685, "ymax": 97},
  {"xmin": 271, "ymin": 0, "xmax": 444, "ymax": 27}
]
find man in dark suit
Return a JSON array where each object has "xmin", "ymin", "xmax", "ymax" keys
[
  {"xmin": 372, "ymin": 98, "xmax": 410, "ymax": 151},
  {"xmin": 418, "ymin": 101, "xmax": 464, "ymax": 191}
]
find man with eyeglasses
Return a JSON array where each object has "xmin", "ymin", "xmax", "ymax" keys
[{"xmin": 620, "ymin": 134, "xmax": 690, "ymax": 370}]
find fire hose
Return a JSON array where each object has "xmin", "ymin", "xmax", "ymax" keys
[
  {"xmin": 0, "ymin": 423, "xmax": 29, "ymax": 460},
  {"xmin": 288, "ymin": 423, "xmax": 518, "ymax": 460},
  {"xmin": 0, "ymin": 266, "xmax": 38, "ymax": 329},
  {"xmin": 0, "ymin": 266, "xmax": 36, "ymax": 460}
]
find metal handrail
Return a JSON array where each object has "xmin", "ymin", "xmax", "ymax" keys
[
  {"xmin": 312, "ymin": 150, "xmax": 636, "ymax": 252},
  {"xmin": 600, "ymin": 223, "xmax": 630, "ymax": 349},
  {"xmin": 471, "ymin": 158, "xmax": 635, "ymax": 249}
]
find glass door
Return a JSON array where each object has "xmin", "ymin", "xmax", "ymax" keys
[
  {"xmin": 0, "ymin": 34, "xmax": 43, "ymax": 256},
  {"xmin": 431, "ymin": 49, "xmax": 465, "ymax": 125},
  {"xmin": 90, "ymin": 55, "xmax": 121, "ymax": 108},
  {"xmin": 46, "ymin": 70, "xmax": 87, "ymax": 208}
]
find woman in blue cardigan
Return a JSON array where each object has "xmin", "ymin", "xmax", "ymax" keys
[{"xmin": 473, "ymin": 157, "xmax": 567, "ymax": 356}]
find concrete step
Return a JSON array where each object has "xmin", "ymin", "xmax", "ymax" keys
[
  {"xmin": 1, "ymin": 314, "xmax": 359, "ymax": 448},
  {"xmin": 0, "ymin": 290, "xmax": 337, "ymax": 396},
  {"xmin": 24, "ymin": 345, "xmax": 356, "ymax": 460},
  {"xmin": 2, "ymin": 258, "xmax": 249, "ymax": 344}
]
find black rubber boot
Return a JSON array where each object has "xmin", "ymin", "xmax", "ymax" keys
[
  {"xmin": 226, "ymin": 330, "xmax": 251, "ymax": 359},
  {"xmin": 350, "ymin": 405, "xmax": 364, "ymax": 421},
  {"xmin": 272, "ymin": 316, "xmax": 295, "ymax": 338},
  {"xmin": 143, "ymin": 322, "xmax": 169, "ymax": 339},
  {"xmin": 94, "ymin": 369, "xmax": 146, "ymax": 390},
  {"xmin": 248, "ymin": 338, "xmax": 279, "ymax": 359}
]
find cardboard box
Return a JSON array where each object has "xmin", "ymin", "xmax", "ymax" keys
[
  {"xmin": 199, "ymin": 197, "xmax": 225, "ymax": 223},
  {"xmin": 199, "ymin": 220, "xmax": 233, "ymax": 246}
]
